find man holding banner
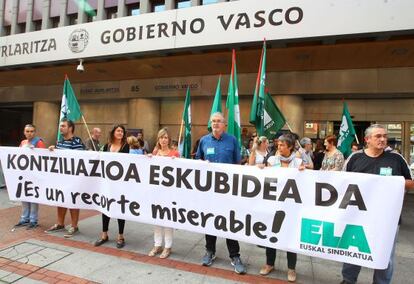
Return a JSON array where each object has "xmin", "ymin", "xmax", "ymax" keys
[
  {"xmin": 46, "ymin": 118, "xmax": 85, "ymax": 238},
  {"xmin": 195, "ymin": 112, "xmax": 247, "ymax": 275},
  {"xmin": 14, "ymin": 124, "xmax": 46, "ymax": 229},
  {"xmin": 341, "ymin": 124, "xmax": 414, "ymax": 284}
]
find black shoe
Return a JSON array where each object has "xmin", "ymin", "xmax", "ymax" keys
[
  {"xmin": 340, "ymin": 281, "xmax": 352, "ymax": 284},
  {"xmin": 15, "ymin": 221, "xmax": 29, "ymax": 227},
  {"xmin": 116, "ymin": 238, "xmax": 125, "ymax": 249},
  {"xmin": 26, "ymin": 223, "xmax": 38, "ymax": 230},
  {"xmin": 94, "ymin": 237, "xmax": 109, "ymax": 247}
]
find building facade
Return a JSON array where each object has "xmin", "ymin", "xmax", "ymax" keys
[{"xmin": 1, "ymin": 0, "xmax": 414, "ymax": 163}]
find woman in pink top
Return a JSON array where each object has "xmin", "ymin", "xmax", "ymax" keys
[{"xmin": 148, "ymin": 128, "xmax": 179, "ymax": 259}]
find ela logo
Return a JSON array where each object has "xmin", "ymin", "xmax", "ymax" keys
[{"xmin": 300, "ymin": 218, "xmax": 371, "ymax": 254}]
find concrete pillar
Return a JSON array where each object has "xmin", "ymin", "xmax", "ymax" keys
[
  {"xmin": 139, "ymin": 0, "xmax": 150, "ymax": 14},
  {"xmin": 59, "ymin": 0, "xmax": 68, "ymax": 27},
  {"xmin": 117, "ymin": 0, "xmax": 126, "ymax": 17},
  {"xmin": 41, "ymin": 0, "xmax": 51, "ymax": 29},
  {"xmin": 96, "ymin": 0, "xmax": 106, "ymax": 20},
  {"xmin": 191, "ymin": 0, "xmax": 200, "ymax": 6},
  {"xmin": 77, "ymin": 0, "xmax": 87, "ymax": 24},
  {"xmin": 25, "ymin": 0, "xmax": 34, "ymax": 32},
  {"xmin": 0, "ymin": 0, "xmax": 5, "ymax": 36},
  {"xmin": 275, "ymin": 95, "xmax": 304, "ymax": 136},
  {"xmin": 128, "ymin": 98, "xmax": 160, "ymax": 150},
  {"xmin": 165, "ymin": 0, "xmax": 174, "ymax": 10},
  {"xmin": 10, "ymin": 0, "xmax": 19, "ymax": 34},
  {"xmin": 33, "ymin": 102, "xmax": 60, "ymax": 146}
]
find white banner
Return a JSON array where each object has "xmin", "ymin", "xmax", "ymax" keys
[
  {"xmin": 0, "ymin": 147, "xmax": 405, "ymax": 269},
  {"xmin": 1, "ymin": 0, "xmax": 414, "ymax": 67}
]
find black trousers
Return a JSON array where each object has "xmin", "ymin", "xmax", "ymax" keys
[
  {"xmin": 102, "ymin": 214, "xmax": 125, "ymax": 235},
  {"xmin": 266, "ymin": 247, "xmax": 296, "ymax": 269},
  {"xmin": 205, "ymin": 234, "xmax": 240, "ymax": 258}
]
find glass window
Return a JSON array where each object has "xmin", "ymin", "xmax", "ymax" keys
[
  {"xmin": 177, "ymin": 0, "xmax": 191, "ymax": 9},
  {"xmin": 127, "ymin": 3, "xmax": 140, "ymax": 16},
  {"xmin": 153, "ymin": 5, "xmax": 165, "ymax": 12},
  {"xmin": 202, "ymin": 0, "xmax": 219, "ymax": 5},
  {"xmin": 304, "ymin": 121, "xmax": 334, "ymax": 140},
  {"xmin": 69, "ymin": 14, "xmax": 78, "ymax": 25},
  {"xmin": 379, "ymin": 123, "xmax": 402, "ymax": 153},
  {"xmin": 51, "ymin": 16, "xmax": 60, "ymax": 28},
  {"xmin": 34, "ymin": 19, "xmax": 42, "ymax": 31},
  {"xmin": 106, "ymin": 6, "xmax": 117, "ymax": 19}
]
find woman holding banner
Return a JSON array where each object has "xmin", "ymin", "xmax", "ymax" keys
[
  {"xmin": 261, "ymin": 134, "xmax": 304, "ymax": 282},
  {"xmin": 94, "ymin": 125, "xmax": 129, "ymax": 249},
  {"xmin": 248, "ymin": 136, "xmax": 269, "ymax": 168},
  {"xmin": 148, "ymin": 128, "xmax": 179, "ymax": 259}
]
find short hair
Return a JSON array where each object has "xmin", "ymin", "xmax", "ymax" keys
[
  {"xmin": 24, "ymin": 124, "xmax": 36, "ymax": 130},
  {"xmin": 109, "ymin": 124, "xmax": 126, "ymax": 144},
  {"xmin": 278, "ymin": 134, "xmax": 296, "ymax": 153},
  {"xmin": 210, "ymin": 112, "xmax": 225, "ymax": 122},
  {"xmin": 300, "ymin": 137, "xmax": 312, "ymax": 147},
  {"xmin": 156, "ymin": 128, "xmax": 170, "ymax": 149},
  {"xmin": 364, "ymin": 124, "xmax": 387, "ymax": 138},
  {"xmin": 325, "ymin": 135, "xmax": 337, "ymax": 146},
  {"xmin": 61, "ymin": 118, "xmax": 75, "ymax": 133},
  {"xmin": 127, "ymin": 136, "xmax": 139, "ymax": 149}
]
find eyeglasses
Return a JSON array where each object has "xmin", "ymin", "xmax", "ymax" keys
[{"xmin": 372, "ymin": 134, "xmax": 387, "ymax": 139}]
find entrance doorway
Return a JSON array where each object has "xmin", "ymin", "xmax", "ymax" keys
[
  {"xmin": 304, "ymin": 120, "xmax": 371, "ymax": 146},
  {"xmin": 0, "ymin": 104, "xmax": 33, "ymax": 146}
]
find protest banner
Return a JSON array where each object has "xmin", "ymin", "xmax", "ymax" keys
[{"xmin": 0, "ymin": 147, "xmax": 405, "ymax": 269}]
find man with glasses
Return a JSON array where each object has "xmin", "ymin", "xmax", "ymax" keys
[
  {"xmin": 195, "ymin": 112, "xmax": 247, "ymax": 274},
  {"xmin": 14, "ymin": 124, "xmax": 46, "ymax": 229},
  {"xmin": 341, "ymin": 124, "xmax": 414, "ymax": 284}
]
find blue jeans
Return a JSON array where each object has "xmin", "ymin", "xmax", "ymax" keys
[
  {"xmin": 20, "ymin": 202, "xmax": 39, "ymax": 224},
  {"xmin": 342, "ymin": 228, "xmax": 398, "ymax": 284}
]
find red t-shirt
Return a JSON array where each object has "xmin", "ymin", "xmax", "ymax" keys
[{"xmin": 156, "ymin": 149, "xmax": 180, "ymax": 158}]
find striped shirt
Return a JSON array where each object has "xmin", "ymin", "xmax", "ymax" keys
[{"xmin": 56, "ymin": 136, "xmax": 85, "ymax": 150}]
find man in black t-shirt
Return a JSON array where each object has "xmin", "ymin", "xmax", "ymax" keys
[{"xmin": 341, "ymin": 124, "xmax": 414, "ymax": 284}]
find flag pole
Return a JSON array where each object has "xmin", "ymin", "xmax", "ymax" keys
[
  {"xmin": 178, "ymin": 119, "xmax": 184, "ymax": 154},
  {"xmin": 355, "ymin": 134, "xmax": 360, "ymax": 145},
  {"xmin": 81, "ymin": 115, "xmax": 97, "ymax": 151}
]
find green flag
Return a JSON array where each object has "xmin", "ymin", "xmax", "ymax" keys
[
  {"xmin": 181, "ymin": 87, "xmax": 192, "ymax": 159},
  {"xmin": 208, "ymin": 75, "xmax": 222, "ymax": 132},
  {"xmin": 76, "ymin": 0, "xmax": 97, "ymax": 17},
  {"xmin": 263, "ymin": 92, "xmax": 286, "ymax": 138},
  {"xmin": 249, "ymin": 41, "xmax": 266, "ymax": 136},
  {"xmin": 226, "ymin": 49, "xmax": 242, "ymax": 147},
  {"xmin": 57, "ymin": 77, "xmax": 83, "ymax": 141},
  {"xmin": 337, "ymin": 102, "xmax": 356, "ymax": 158}
]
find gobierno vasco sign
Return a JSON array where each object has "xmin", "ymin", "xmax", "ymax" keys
[{"xmin": 0, "ymin": 0, "xmax": 413, "ymax": 67}]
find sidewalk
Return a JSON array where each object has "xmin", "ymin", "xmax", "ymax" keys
[{"xmin": 0, "ymin": 188, "xmax": 413, "ymax": 284}]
